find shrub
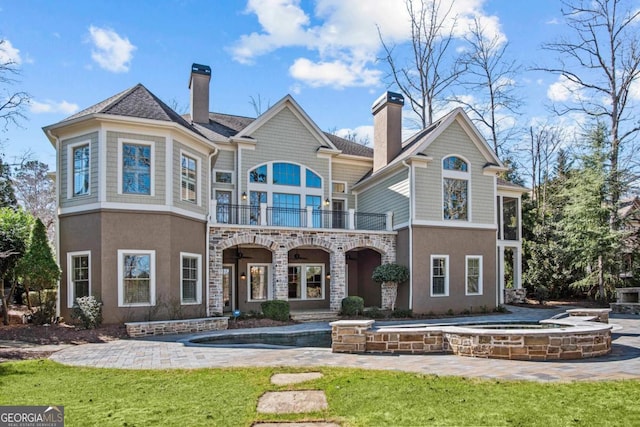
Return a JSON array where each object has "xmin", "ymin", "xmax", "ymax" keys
[
  {"xmin": 446, "ymin": 308, "xmax": 455, "ymax": 316},
  {"xmin": 493, "ymin": 304, "xmax": 508, "ymax": 313},
  {"xmin": 534, "ymin": 285, "xmax": 550, "ymax": 305},
  {"xmin": 341, "ymin": 296, "xmax": 364, "ymax": 316},
  {"xmin": 372, "ymin": 263, "xmax": 410, "ymax": 284},
  {"xmin": 391, "ymin": 308, "xmax": 413, "ymax": 318},
  {"xmin": 364, "ymin": 307, "xmax": 387, "ymax": 319},
  {"xmin": 260, "ymin": 300, "xmax": 290, "ymax": 321},
  {"xmin": 71, "ymin": 296, "xmax": 103, "ymax": 329},
  {"xmin": 28, "ymin": 289, "xmax": 57, "ymax": 325}
]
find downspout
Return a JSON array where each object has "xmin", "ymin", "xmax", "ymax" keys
[
  {"xmin": 401, "ymin": 160, "xmax": 413, "ymax": 310},
  {"xmin": 47, "ymin": 129, "xmax": 62, "ymax": 320},
  {"xmin": 206, "ymin": 146, "xmax": 219, "ymax": 316}
]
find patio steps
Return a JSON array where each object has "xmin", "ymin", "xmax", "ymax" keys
[{"xmin": 290, "ymin": 310, "xmax": 340, "ymax": 322}]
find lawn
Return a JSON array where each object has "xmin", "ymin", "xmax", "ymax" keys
[{"xmin": 1, "ymin": 360, "xmax": 639, "ymax": 426}]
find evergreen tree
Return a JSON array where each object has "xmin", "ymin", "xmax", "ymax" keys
[
  {"xmin": 559, "ymin": 125, "xmax": 622, "ymax": 300},
  {"xmin": 17, "ymin": 218, "xmax": 60, "ymax": 295},
  {"xmin": 0, "ymin": 157, "xmax": 17, "ymax": 208}
]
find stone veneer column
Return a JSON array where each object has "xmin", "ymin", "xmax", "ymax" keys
[
  {"xmin": 208, "ymin": 245, "xmax": 223, "ymax": 316},
  {"xmin": 273, "ymin": 246, "xmax": 289, "ymax": 301},
  {"xmin": 330, "ymin": 248, "xmax": 347, "ymax": 311}
]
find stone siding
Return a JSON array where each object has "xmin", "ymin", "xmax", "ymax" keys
[
  {"xmin": 504, "ymin": 288, "xmax": 526, "ymax": 304},
  {"xmin": 209, "ymin": 227, "xmax": 396, "ymax": 315},
  {"xmin": 125, "ymin": 317, "xmax": 228, "ymax": 338},
  {"xmin": 330, "ymin": 319, "xmax": 612, "ymax": 360}
]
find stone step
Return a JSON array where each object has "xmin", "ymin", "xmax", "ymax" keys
[{"xmin": 290, "ymin": 311, "xmax": 340, "ymax": 322}]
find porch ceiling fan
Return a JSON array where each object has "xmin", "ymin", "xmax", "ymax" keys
[
  {"xmin": 233, "ymin": 248, "xmax": 253, "ymax": 260},
  {"xmin": 293, "ymin": 250, "xmax": 308, "ymax": 260}
]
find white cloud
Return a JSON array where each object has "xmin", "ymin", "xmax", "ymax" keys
[
  {"xmin": 30, "ymin": 99, "xmax": 79, "ymax": 115},
  {"xmin": 289, "ymin": 58, "xmax": 381, "ymax": 88},
  {"xmin": 547, "ymin": 75, "xmax": 582, "ymax": 102},
  {"xmin": 231, "ymin": 0, "xmax": 504, "ymax": 89},
  {"xmin": 630, "ymin": 79, "xmax": 640, "ymax": 101},
  {"xmin": 0, "ymin": 39, "xmax": 22, "ymax": 65},
  {"xmin": 88, "ymin": 26, "xmax": 136, "ymax": 73},
  {"xmin": 335, "ymin": 125, "xmax": 374, "ymax": 145}
]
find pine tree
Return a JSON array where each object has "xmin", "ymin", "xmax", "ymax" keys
[{"xmin": 0, "ymin": 157, "xmax": 17, "ymax": 208}]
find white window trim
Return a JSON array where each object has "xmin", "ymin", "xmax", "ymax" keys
[
  {"xmin": 117, "ymin": 249, "xmax": 156, "ymax": 307},
  {"xmin": 67, "ymin": 140, "xmax": 91, "ymax": 199},
  {"xmin": 247, "ymin": 162, "xmax": 324, "ymax": 208},
  {"xmin": 247, "ymin": 263, "xmax": 272, "ymax": 302},
  {"xmin": 213, "ymin": 169, "xmax": 235, "ymax": 184},
  {"xmin": 180, "ymin": 252, "xmax": 202, "ymax": 305},
  {"xmin": 288, "ymin": 263, "xmax": 325, "ymax": 301},
  {"xmin": 465, "ymin": 255, "xmax": 483, "ymax": 296},
  {"xmin": 442, "ymin": 154, "xmax": 471, "ymax": 221},
  {"xmin": 180, "ymin": 150, "xmax": 201, "ymax": 206},
  {"xmin": 430, "ymin": 254, "xmax": 449, "ymax": 297},
  {"xmin": 67, "ymin": 251, "xmax": 91, "ymax": 308},
  {"xmin": 117, "ymin": 138, "xmax": 155, "ymax": 196},
  {"xmin": 332, "ymin": 180, "xmax": 348, "ymax": 194}
]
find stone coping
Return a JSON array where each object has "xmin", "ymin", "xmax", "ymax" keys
[
  {"xmin": 124, "ymin": 316, "xmax": 229, "ymax": 327},
  {"xmin": 566, "ymin": 308, "xmax": 612, "ymax": 313},
  {"xmin": 371, "ymin": 322, "xmax": 612, "ymax": 336},
  {"xmin": 329, "ymin": 320, "xmax": 374, "ymax": 327}
]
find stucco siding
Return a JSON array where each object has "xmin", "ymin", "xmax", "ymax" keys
[
  {"xmin": 173, "ymin": 140, "xmax": 207, "ymax": 215},
  {"xmin": 105, "ymin": 131, "xmax": 166, "ymax": 205},
  {"xmin": 60, "ymin": 210, "xmax": 207, "ymax": 324},
  {"xmin": 358, "ymin": 169, "xmax": 410, "ymax": 227},
  {"xmin": 410, "ymin": 225, "xmax": 497, "ymax": 314},
  {"xmin": 415, "ymin": 120, "xmax": 495, "ymax": 224},
  {"xmin": 60, "ymin": 132, "xmax": 99, "ymax": 208}
]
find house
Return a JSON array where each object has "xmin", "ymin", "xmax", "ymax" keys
[{"xmin": 44, "ymin": 64, "xmax": 526, "ymax": 324}]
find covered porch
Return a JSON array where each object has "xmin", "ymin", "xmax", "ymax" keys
[{"xmin": 207, "ymin": 227, "xmax": 396, "ymax": 316}]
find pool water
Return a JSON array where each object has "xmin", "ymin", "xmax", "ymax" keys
[{"xmin": 191, "ymin": 330, "xmax": 332, "ymax": 348}]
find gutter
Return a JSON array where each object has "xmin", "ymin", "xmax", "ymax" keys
[{"xmin": 205, "ymin": 147, "xmax": 220, "ymax": 317}]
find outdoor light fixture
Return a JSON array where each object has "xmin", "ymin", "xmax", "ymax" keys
[
  {"xmin": 324, "ymin": 198, "xmax": 330, "ymax": 206},
  {"xmin": 242, "ymin": 192, "xmax": 247, "ymax": 200},
  {"xmin": 326, "ymin": 273, "xmax": 331, "ymax": 280},
  {"xmin": 240, "ymin": 272, "xmax": 246, "ymax": 280}
]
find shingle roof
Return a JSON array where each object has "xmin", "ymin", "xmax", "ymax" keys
[
  {"xmin": 61, "ymin": 84, "xmax": 205, "ymax": 137},
  {"xmin": 497, "ymin": 177, "xmax": 529, "ymax": 191}
]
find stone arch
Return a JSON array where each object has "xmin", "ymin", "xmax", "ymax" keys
[
  {"xmin": 215, "ymin": 233, "xmax": 279, "ymax": 252},
  {"xmin": 342, "ymin": 237, "xmax": 395, "ymax": 264},
  {"xmin": 284, "ymin": 236, "xmax": 334, "ymax": 253}
]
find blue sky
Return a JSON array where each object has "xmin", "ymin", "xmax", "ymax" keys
[{"xmin": 0, "ymin": 0, "xmax": 614, "ymax": 169}]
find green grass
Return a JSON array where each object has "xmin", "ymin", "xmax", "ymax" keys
[{"xmin": 1, "ymin": 360, "xmax": 639, "ymax": 426}]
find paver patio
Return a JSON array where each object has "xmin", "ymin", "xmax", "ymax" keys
[{"xmin": 47, "ymin": 306, "xmax": 640, "ymax": 382}]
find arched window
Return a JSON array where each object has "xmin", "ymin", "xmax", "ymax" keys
[
  {"xmin": 442, "ymin": 155, "xmax": 470, "ymax": 220},
  {"xmin": 246, "ymin": 162, "xmax": 324, "ymax": 226}
]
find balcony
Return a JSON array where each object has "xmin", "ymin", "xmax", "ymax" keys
[{"xmin": 209, "ymin": 201, "xmax": 392, "ymax": 231}]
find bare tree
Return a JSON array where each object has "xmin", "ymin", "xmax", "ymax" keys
[
  {"xmin": 249, "ymin": 95, "xmax": 271, "ymax": 116},
  {"xmin": 538, "ymin": 0, "xmax": 640, "ymax": 227},
  {"xmin": 454, "ymin": 18, "xmax": 522, "ymax": 158},
  {"xmin": 13, "ymin": 161, "xmax": 56, "ymax": 243},
  {"xmin": 526, "ymin": 125, "xmax": 565, "ymax": 217},
  {"xmin": 0, "ymin": 39, "xmax": 29, "ymax": 131},
  {"xmin": 378, "ymin": 0, "xmax": 465, "ymax": 128}
]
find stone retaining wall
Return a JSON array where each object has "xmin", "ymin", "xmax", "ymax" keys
[
  {"xmin": 125, "ymin": 317, "xmax": 228, "ymax": 338},
  {"xmin": 610, "ymin": 303, "xmax": 640, "ymax": 315},
  {"xmin": 330, "ymin": 319, "xmax": 612, "ymax": 360},
  {"xmin": 504, "ymin": 288, "xmax": 527, "ymax": 304},
  {"xmin": 443, "ymin": 329, "xmax": 611, "ymax": 360}
]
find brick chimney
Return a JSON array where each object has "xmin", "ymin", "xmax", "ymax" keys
[
  {"xmin": 372, "ymin": 91, "xmax": 404, "ymax": 173},
  {"xmin": 189, "ymin": 63, "xmax": 211, "ymax": 124}
]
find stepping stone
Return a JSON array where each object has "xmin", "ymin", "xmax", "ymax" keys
[
  {"xmin": 254, "ymin": 423, "xmax": 340, "ymax": 426},
  {"xmin": 271, "ymin": 372, "xmax": 323, "ymax": 385},
  {"xmin": 257, "ymin": 391, "xmax": 328, "ymax": 414}
]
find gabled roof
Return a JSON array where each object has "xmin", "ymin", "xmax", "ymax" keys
[
  {"xmin": 619, "ymin": 196, "xmax": 640, "ymax": 218},
  {"xmin": 186, "ymin": 98, "xmax": 373, "ymax": 157},
  {"xmin": 393, "ymin": 107, "xmax": 503, "ymax": 171},
  {"xmin": 57, "ymin": 83, "xmax": 205, "ymax": 138}
]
